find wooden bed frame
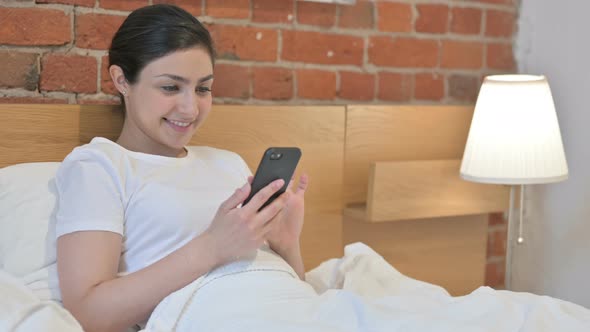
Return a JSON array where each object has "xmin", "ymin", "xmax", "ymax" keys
[
  {"xmin": 342, "ymin": 105, "xmax": 509, "ymax": 295},
  {"xmin": 0, "ymin": 103, "xmax": 509, "ymax": 296}
]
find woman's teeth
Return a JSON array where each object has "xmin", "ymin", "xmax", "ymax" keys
[{"xmin": 167, "ymin": 119, "xmax": 190, "ymax": 127}]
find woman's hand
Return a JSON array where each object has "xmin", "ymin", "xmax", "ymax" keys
[
  {"xmin": 264, "ymin": 174, "xmax": 309, "ymax": 255},
  {"xmin": 203, "ymin": 178, "xmax": 290, "ymax": 267}
]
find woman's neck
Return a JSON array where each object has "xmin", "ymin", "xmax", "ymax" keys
[{"xmin": 116, "ymin": 122, "xmax": 187, "ymax": 158}]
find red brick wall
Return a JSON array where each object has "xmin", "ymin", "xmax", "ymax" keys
[
  {"xmin": 0, "ymin": 0, "xmax": 517, "ymax": 105},
  {"xmin": 0, "ymin": 0, "xmax": 515, "ymax": 287}
]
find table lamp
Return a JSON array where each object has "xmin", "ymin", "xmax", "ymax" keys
[{"xmin": 460, "ymin": 74, "xmax": 568, "ymax": 290}]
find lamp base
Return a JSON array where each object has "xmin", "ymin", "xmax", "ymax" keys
[{"xmin": 505, "ymin": 184, "xmax": 525, "ymax": 290}]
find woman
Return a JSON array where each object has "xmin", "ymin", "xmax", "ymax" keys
[{"xmin": 55, "ymin": 4, "xmax": 308, "ymax": 332}]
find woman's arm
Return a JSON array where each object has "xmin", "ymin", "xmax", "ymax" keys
[
  {"xmin": 273, "ymin": 244, "xmax": 305, "ymax": 280},
  {"xmin": 57, "ymin": 230, "xmax": 217, "ymax": 332}
]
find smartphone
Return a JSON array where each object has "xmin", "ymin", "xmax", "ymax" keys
[{"xmin": 243, "ymin": 147, "xmax": 302, "ymax": 210}]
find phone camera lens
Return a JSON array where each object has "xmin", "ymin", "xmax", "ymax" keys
[{"xmin": 270, "ymin": 152, "xmax": 282, "ymax": 160}]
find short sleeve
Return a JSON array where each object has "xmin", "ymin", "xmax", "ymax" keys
[
  {"xmin": 55, "ymin": 149, "xmax": 125, "ymax": 238},
  {"xmin": 233, "ymin": 153, "xmax": 253, "ymax": 179}
]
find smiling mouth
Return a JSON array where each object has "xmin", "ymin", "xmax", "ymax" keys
[{"xmin": 164, "ymin": 118, "xmax": 192, "ymax": 127}]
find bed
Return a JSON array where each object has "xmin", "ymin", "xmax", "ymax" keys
[{"xmin": 1, "ymin": 103, "xmax": 589, "ymax": 331}]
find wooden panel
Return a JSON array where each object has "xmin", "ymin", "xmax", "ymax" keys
[
  {"xmin": 0, "ymin": 104, "xmax": 345, "ymax": 271},
  {"xmin": 344, "ymin": 105, "xmax": 475, "ymax": 205},
  {"xmin": 0, "ymin": 104, "xmax": 81, "ymax": 167},
  {"xmin": 342, "ymin": 104, "xmax": 492, "ymax": 294},
  {"xmin": 360, "ymin": 160, "xmax": 510, "ymax": 222},
  {"xmin": 343, "ymin": 214, "xmax": 488, "ymax": 296},
  {"xmin": 79, "ymin": 104, "xmax": 124, "ymax": 143}
]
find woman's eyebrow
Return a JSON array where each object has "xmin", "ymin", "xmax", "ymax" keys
[
  {"xmin": 154, "ymin": 74, "xmax": 213, "ymax": 84},
  {"xmin": 155, "ymin": 74, "xmax": 189, "ymax": 83},
  {"xmin": 198, "ymin": 74, "xmax": 214, "ymax": 83}
]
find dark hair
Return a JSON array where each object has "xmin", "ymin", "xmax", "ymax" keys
[{"xmin": 109, "ymin": 4, "xmax": 215, "ymax": 85}]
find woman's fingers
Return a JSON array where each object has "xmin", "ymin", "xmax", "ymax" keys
[
  {"xmin": 241, "ymin": 179, "xmax": 285, "ymax": 213},
  {"xmin": 286, "ymin": 177, "xmax": 295, "ymax": 193},
  {"xmin": 219, "ymin": 182, "xmax": 250, "ymax": 213},
  {"xmin": 255, "ymin": 191, "xmax": 290, "ymax": 225},
  {"xmin": 295, "ymin": 174, "xmax": 309, "ymax": 194}
]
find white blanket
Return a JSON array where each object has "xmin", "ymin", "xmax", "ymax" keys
[
  {"xmin": 0, "ymin": 270, "xmax": 81, "ymax": 332},
  {"xmin": 3, "ymin": 243, "xmax": 589, "ymax": 331},
  {"xmin": 144, "ymin": 243, "xmax": 590, "ymax": 332}
]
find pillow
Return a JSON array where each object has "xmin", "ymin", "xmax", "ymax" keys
[{"xmin": 0, "ymin": 162, "xmax": 61, "ymax": 277}]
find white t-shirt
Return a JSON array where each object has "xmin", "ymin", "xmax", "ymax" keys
[{"xmin": 54, "ymin": 137, "xmax": 252, "ymax": 276}]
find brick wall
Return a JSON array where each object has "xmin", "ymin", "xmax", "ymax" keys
[{"xmin": 0, "ymin": 0, "xmax": 514, "ymax": 287}]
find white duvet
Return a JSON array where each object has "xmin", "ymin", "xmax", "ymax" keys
[
  {"xmin": 2, "ymin": 243, "xmax": 590, "ymax": 332},
  {"xmin": 144, "ymin": 243, "xmax": 590, "ymax": 332},
  {"xmin": 0, "ymin": 270, "xmax": 81, "ymax": 332}
]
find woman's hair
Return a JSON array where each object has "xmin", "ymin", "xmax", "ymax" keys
[{"xmin": 109, "ymin": 4, "xmax": 215, "ymax": 85}]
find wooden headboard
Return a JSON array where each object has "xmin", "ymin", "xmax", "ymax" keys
[
  {"xmin": 0, "ymin": 103, "xmax": 509, "ymax": 295},
  {"xmin": 342, "ymin": 105, "xmax": 509, "ymax": 295}
]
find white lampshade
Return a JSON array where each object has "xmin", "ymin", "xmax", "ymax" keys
[{"xmin": 460, "ymin": 75, "xmax": 568, "ymax": 185}]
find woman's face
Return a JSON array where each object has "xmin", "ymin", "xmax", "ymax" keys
[{"xmin": 122, "ymin": 47, "xmax": 214, "ymax": 157}]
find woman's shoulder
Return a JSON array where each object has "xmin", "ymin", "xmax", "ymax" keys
[{"xmin": 62, "ymin": 137, "xmax": 125, "ymax": 165}]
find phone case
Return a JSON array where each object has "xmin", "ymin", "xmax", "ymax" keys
[{"xmin": 243, "ymin": 147, "xmax": 302, "ymax": 210}]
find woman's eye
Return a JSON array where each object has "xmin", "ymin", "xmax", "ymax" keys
[
  {"xmin": 197, "ymin": 86, "xmax": 212, "ymax": 94},
  {"xmin": 161, "ymin": 85, "xmax": 179, "ymax": 92}
]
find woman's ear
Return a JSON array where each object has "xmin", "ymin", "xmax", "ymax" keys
[{"xmin": 109, "ymin": 64, "xmax": 129, "ymax": 97}]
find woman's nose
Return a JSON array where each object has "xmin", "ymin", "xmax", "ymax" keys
[{"xmin": 180, "ymin": 91, "xmax": 199, "ymax": 118}]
